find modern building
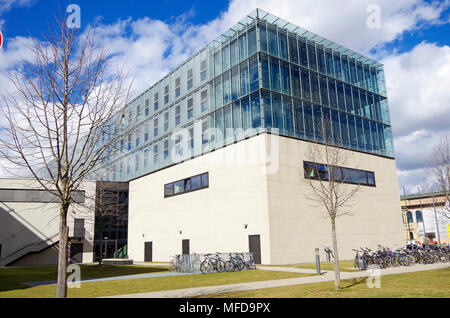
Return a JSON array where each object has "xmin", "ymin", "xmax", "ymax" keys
[
  {"xmin": 112, "ymin": 9, "xmax": 404, "ymax": 264},
  {"xmin": 401, "ymin": 191, "xmax": 450, "ymax": 245},
  {"xmin": 0, "ymin": 179, "xmax": 129, "ymax": 267}
]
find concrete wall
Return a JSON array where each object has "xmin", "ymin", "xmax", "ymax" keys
[
  {"xmin": 266, "ymin": 135, "xmax": 404, "ymax": 264},
  {"xmin": 127, "ymin": 133, "xmax": 404, "ymax": 265},
  {"xmin": 128, "ymin": 135, "xmax": 272, "ymax": 263},
  {"xmin": 0, "ymin": 178, "xmax": 96, "ymax": 266}
]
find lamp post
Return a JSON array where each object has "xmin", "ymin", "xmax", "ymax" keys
[
  {"xmin": 431, "ymin": 191, "xmax": 442, "ymax": 246},
  {"xmin": 417, "ymin": 186, "xmax": 427, "ymax": 244}
]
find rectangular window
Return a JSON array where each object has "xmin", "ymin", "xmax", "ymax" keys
[
  {"xmin": 164, "ymin": 172, "xmax": 209, "ymax": 198},
  {"xmin": 153, "ymin": 118, "xmax": 158, "ymax": 137},
  {"xmin": 164, "ymin": 112, "xmax": 169, "ymax": 131},
  {"xmin": 303, "ymin": 161, "xmax": 375, "ymax": 187},
  {"xmin": 164, "ymin": 139, "xmax": 169, "ymax": 160},
  {"xmin": 153, "ymin": 144, "xmax": 158, "ymax": 164},
  {"xmin": 164, "ymin": 85, "xmax": 169, "ymax": 104},
  {"xmin": 187, "ymin": 98, "xmax": 193, "ymax": 120},
  {"xmin": 175, "ymin": 105, "xmax": 181, "ymax": 126},
  {"xmin": 201, "ymin": 89, "xmax": 208, "ymax": 112}
]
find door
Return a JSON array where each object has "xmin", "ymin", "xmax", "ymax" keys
[
  {"xmin": 182, "ymin": 239, "xmax": 190, "ymax": 255},
  {"xmin": 70, "ymin": 243, "xmax": 84, "ymax": 263},
  {"xmin": 248, "ymin": 235, "xmax": 261, "ymax": 264},
  {"xmin": 144, "ymin": 241, "xmax": 153, "ymax": 262}
]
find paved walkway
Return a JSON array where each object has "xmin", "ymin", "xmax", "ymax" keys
[
  {"xmin": 103, "ymin": 263, "xmax": 450, "ymax": 298},
  {"xmin": 24, "ymin": 270, "xmax": 194, "ymax": 287}
]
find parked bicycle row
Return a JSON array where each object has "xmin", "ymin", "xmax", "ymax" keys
[
  {"xmin": 353, "ymin": 245, "xmax": 450, "ymax": 270},
  {"xmin": 169, "ymin": 252, "xmax": 256, "ymax": 274}
]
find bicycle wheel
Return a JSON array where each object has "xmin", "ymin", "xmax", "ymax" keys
[
  {"xmin": 216, "ymin": 260, "xmax": 226, "ymax": 273},
  {"xmin": 200, "ymin": 260, "xmax": 211, "ymax": 274},
  {"xmin": 225, "ymin": 261, "xmax": 235, "ymax": 272}
]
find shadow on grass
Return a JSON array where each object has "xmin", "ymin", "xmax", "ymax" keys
[{"xmin": 341, "ymin": 278, "xmax": 366, "ymax": 289}]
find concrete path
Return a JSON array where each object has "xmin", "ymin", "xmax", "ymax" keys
[
  {"xmin": 103, "ymin": 263, "xmax": 450, "ymax": 298},
  {"xmin": 24, "ymin": 270, "xmax": 194, "ymax": 287}
]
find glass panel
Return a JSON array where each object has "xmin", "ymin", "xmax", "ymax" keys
[
  {"xmin": 301, "ymin": 69, "xmax": 310, "ymax": 101},
  {"xmin": 317, "ymin": 47, "xmax": 326, "ymax": 74},
  {"xmin": 215, "ymin": 108, "xmax": 224, "ymax": 147},
  {"xmin": 311, "ymin": 73, "xmax": 320, "ymax": 104},
  {"xmin": 299, "ymin": 39, "xmax": 308, "ymax": 67},
  {"xmin": 248, "ymin": 26, "xmax": 257, "ymax": 56},
  {"xmin": 348, "ymin": 115, "xmax": 358, "ymax": 149},
  {"xmin": 291, "ymin": 65, "xmax": 301, "ymax": 98},
  {"xmin": 345, "ymin": 85, "xmax": 353, "ymax": 114},
  {"xmin": 307, "ymin": 43, "xmax": 317, "ymax": 71},
  {"xmin": 223, "ymin": 71, "xmax": 231, "ymax": 105},
  {"xmin": 329, "ymin": 80, "xmax": 337, "ymax": 109},
  {"xmin": 240, "ymin": 61, "xmax": 249, "ymax": 96},
  {"xmin": 259, "ymin": 23, "xmax": 268, "ymax": 53},
  {"xmin": 251, "ymin": 92, "xmax": 261, "ymax": 128},
  {"xmin": 278, "ymin": 30, "xmax": 287, "ymax": 60},
  {"xmin": 262, "ymin": 90, "xmax": 272, "ymax": 129},
  {"xmin": 313, "ymin": 104, "xmax": 323, "ymax": 142},
  {"xmin": 320, "ymin": 76, "xmax": 329, "ymax": 106},
  {"xmin": 230, "ymin": 39, "xmax": 238, "ymax": 67},
  {"xmin": 333, "ymin": 54, "xmax": 342, "ymax": 80},
  {"xmin": 283, "ymin": 95, "xmax": 293, "ymax": 134},
  {"xmin": 249, "ymin": 55, "xmax": 259, "ymax": 92},
  {"xmin": 331, "ymin": 110, "xmax": 341, "ymax": 145},
  {"xmin": 215, "ymin": 77, "xmax": 223, "ymax": 108},
  {"xmin": 239, "ymin": 33, "xmax": 247, "ymax": 62},
  {"xmin": 340, "ymin": 112, "xmax": 349, "ymax": 148},
  {"xmin": 364, "ymin": 119, "xmax": 373, "ymax": 151},
  {"xmin": 214, "ymin": 51, "xmax": 222, "ymax": 77},
  {"xmin": 224, "ymin": 104, "xmax": 233, "ymax": 143},
  {"xmin": 191, "ymin": 175, "xmax": 201, "ymax": 190},
  {"xmin": 223, "ymin": 44, "xmax": 230, "ymax": 71},
  {"xmin": 261, "ymin": 53, "xmax": 270, "ymax": 89},
  {"xmin": 352, "ymin": 88, "xmax": 361, "ymax": 116},
  {"xmin": 270, "ymin": 57, "xmax": 280, "ymax": 92},
  {"xmin": 233, "ymin": 100, "xmax": 242, "ymax": 136},
  {"xmin": 201, "ymin": 173, "xmax": 209, "ymax": 187},
  {"xmin": 294, "ymin": 99, "xmax": 304, "ymax": 138},
  {"xmin": 242, "ymin": 95, "xmax": 251, "ymax": 130},
  {"xmin": 288, "ymin": 35, "xmax": 298, "ymax": 64},
  {"xmin": 355, "ymin": 116, "xmax": 365, "ymax": 151},
  {"xmin": 280, "ymin": 61, "xmax": 290, "ymax": 95},
  {"xmin": 174, "ymin": 180, "xmax": 184, "ymax": 194},
  {"xmin": 304, "ymin": 103, "xmax": 314, "ymax": 139},
  {"xmin": 272, "ymin": 93, "xmax": 283, "ymax": 130},
  {"xmin": 268, "ymin": 27, "xmax": 278, "ymax": 56},
  {"xmin": 231, "ymin": 66, "xmax": 240, "ymax": 100}
]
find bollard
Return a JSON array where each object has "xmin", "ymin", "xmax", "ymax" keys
[{"xmin": 315, "ymin": 248, "xmax": 321, "ymax": 275}]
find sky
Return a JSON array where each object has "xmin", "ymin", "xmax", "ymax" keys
[{"xmin": 0, "ymin": 0, "xmax": 449, "ymax": 195}]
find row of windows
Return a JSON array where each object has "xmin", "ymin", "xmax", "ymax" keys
[
  {"xmin": 164, "ymin": 172, "xmax": 209, "ymax": 198},
  {"xmin": 0, "ymin": 189, "xmax": 85, "ymax": 203},
  {"xmin": 257, "ymin": 21, "xmax": 382, "ymax": 94},
  {"xmin": 303, "ymin": 161, "xmax": 376, "ymax": 187},
  {"xmin": 405, "ymin": 211, "xmax": 423, "ymax": 223},
  {"xmin": 260, "ymin": 54, "xmax": 388, "ymax": 124}
]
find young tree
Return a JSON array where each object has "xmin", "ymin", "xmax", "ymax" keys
[
  {"xmin": 429, "ymin": 133, "xmax": 450, "ymax": 218},
  {"xmin": 301, "ymin": 116, "xmax": 361, "ymax": 290},
  {"xmin": 0, "ymin": 15, "xmax": 131, "ymax": 297}
]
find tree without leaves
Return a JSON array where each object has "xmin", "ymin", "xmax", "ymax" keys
[
  {"xmin": 0, "ymin": 14, "xmax": 132, "ymax": 297},
  {"xmin": 428, "ymin": 133, "xmax": 450, "ymax": 219},
  {"xmin": 301, "ymin": 116, "xmax": 361, "ymax": 290}
]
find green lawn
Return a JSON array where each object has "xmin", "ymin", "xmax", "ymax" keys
[
  {"xmin": 0, "ymin": 264, "xmax": 168, "ymax": 293},
  {"xmin": 198, "ymin": 268, "xmax": 450, "ymax": 298},
  {"xmin": 263, "ymin": 260, "xmax": 358, "ymax": 272},
  {"xmin": 0, "ymin": 268, "xmax": 310, "ymax": 298}
]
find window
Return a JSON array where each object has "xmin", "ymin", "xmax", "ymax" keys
[
  {"xmin": 144, "ymin": 149, "xmax": 149, "ymax": 168},
  {"xmin": 153, "ymin": 144, "xmax": 158, "ymax": 164},
  {"xmin": 407, "ymin": 211, "xmax": 413, "ymax": 224},
  {"xmin": 0, "ymin": 189, "xmax": 85, "ymax": 203},
  {"xmin": 153, "ymin": 118, "xmax": 158, "ymax": 137},
  {"xmin": 164, "ymin": 112, "xmax": 169, "ymax": 131},
  {"xmin": 175, "ymin": 77, "xmax": 181, "ymax": 98},
  {"xmin": 154, "ymin": 92, "xmax": 159, "ymax": 112},
  {"xmin": 164, "ymin": 172, "xmax": 209, "ymax": 198},
  {"xmin": 187, "ymin": 98, "xmax": 193, "ymax": 120},
  {"xmin": 164, "ymin": 139, "xmax": 169, "ymax": 160},
  {"xmin": 164, "ymin": 85, "xmax": 169, "ymax": 104},
  {"xmin": 201, "ymin": 89, "xmax": 208, "ymax": 113},
  {"xmin": 415, "ymin": 210, "xmax": 423, "ymax": 223},
  {"xmin": 175, "ymin": 105, "xmax": 181, "ymax": 126},
  {"xmin": 187, "ymin": 69, "xmax": 193, "ymax": 90},
  {"xmin": 200, "ymin": 59, "xmax": 207, "ymax": 82},
  {"xmin": 303, "ymin": 161, "xmax": 376, "ymax": 187}
]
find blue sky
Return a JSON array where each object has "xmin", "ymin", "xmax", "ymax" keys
[{"xmin": 0, "ymin": 0, "xmax": 450, "ymax": 194}]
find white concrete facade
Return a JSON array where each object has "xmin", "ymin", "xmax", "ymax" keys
[
  {"xmin": 128, "ymin": 133, "xmax": 404, "ymax": 264},
  {"xmin": 0, "ymin": 178, "xmax": 96, "ymax": 266}
]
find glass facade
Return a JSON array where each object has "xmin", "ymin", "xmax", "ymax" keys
[{"xmin": 99, "ymin": 9, "xmax": 394, "ymax": 182}]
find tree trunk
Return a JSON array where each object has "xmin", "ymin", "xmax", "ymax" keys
[
  {"xmin": 56, "ymin": 204, "xmax": 69, "ymax": 298},
  {"xmin": 331, "ymin": 218, "xmax": 341, "ymax": 290}
]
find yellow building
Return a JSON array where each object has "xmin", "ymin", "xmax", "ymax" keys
[{"xmin": 400, "ymin": 191, "xmax": 449, "ymax": 245}]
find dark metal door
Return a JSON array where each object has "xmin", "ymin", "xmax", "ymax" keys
[
  {"xmin": 182, "ymin": 239, "xmax": 190, "ymax": 255},
  {"xmin": 70, "ymin": 243, "xmax": 84, "ymax": 263},
  {"xmin": 248, "ymin": 235, "xmax": 261, "ymax": 264},
  {"xmin": 144, "ymin": 241, "xmax": 153, "ymax": 262}
]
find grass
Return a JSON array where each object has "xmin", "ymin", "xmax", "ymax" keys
[
  {"xmin": 0, "ymin": 264, "xmax": 168, "ymax": 293},
  {"xmin": 198, "ymin": 268, "xmax": 450, "ymax": 298},
  {"xmin": 262, "ymin": 260, "xmax": 358, "ymax": 272},
  {"xmin": 0, "ymin": 268, "xmax": 310, "ymax": 298}
]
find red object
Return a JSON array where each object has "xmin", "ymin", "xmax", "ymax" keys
[{"xmin": 0, "ymin": 30, "xmax": 3, "ymax": 48}]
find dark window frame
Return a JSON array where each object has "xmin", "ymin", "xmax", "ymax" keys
[
  {"xmin": 303, "ymin": 161, "xmax": 376, "ymax": 187},
  {"xmin": 164, "ymin": 172, "xmax": 209, "ymax": 198}
]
